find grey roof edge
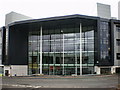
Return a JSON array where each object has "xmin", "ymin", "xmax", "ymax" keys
[
  {"xmin": 111, "ymin": 19, "xmax": 120, "ymax": 23},
  {"xmin": 8, "ymin": 14, "xmax": 100, "ymax": 27}
]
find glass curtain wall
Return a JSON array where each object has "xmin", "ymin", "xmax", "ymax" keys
[
  {"xmin": 28, "ymin": 22, "xmax": 95, "ymax": 75},
  {"xmin": 28, "ymin": 31, "xmax": 40, "ymax": 74}
]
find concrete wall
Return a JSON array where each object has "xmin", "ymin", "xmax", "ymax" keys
[
  {"xmin": 94, "ymin": 66, "xmax": 100, "ymax": 74},
  {"xmin": 111, "ymin": 66, "xmax": 120, "ymax": 74},
  {"xmin": 5, "ymin": 11, "xmax": 32, "ymax": 25},
  {"xmin": 4, "ymin": 65, "xmax": 28, "ymax": 76},
  {"xmin": 4, "ymin": 66, "xmax": 10, "ymax": 76},
  {"xmin": 97, "ymin": 3, "xmax": 111, "ymax": 19},
  {"xmin": 95, "ymin": 66, "xmax": 120, "ymax": 74}
]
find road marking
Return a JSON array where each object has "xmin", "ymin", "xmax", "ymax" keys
[{"xmin": 3, "ymin": 84, "xmax": 42, "ymax": 88}]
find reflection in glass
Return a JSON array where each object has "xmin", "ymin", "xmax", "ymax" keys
[{"xmin": 28, "ymin": 24, "xmax": 95, "ymax": 75}]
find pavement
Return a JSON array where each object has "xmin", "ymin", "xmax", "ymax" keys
[{"xmin": 1, "ymin": 74, "xmax": 120, "ymax": 89}]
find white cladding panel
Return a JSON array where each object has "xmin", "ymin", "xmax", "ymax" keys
[
  {"xmin": 114, "ymin": 25, "xmax": 120, "ymax": 66},
  {"xmin": 4, "ymin": 65, "xmax": 28, "ymax": 76},
  {"xmin": 118, "ymin": 1, "xmax": 120, "ymax": 20},
  {"xmin": 11, "ymin": 65, "xmax": 28, "ymax": 76},
  {"xmin": 97, "ymin": 3, "xmax": 111, "ymax": 19}
]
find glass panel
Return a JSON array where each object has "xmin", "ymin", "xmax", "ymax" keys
[{"xmin": 28, "ymin": 22, "xmax": 95, "ymax": 75}]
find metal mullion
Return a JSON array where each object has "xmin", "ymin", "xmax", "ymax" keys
[
  {"xmin": 87, "ymin": 27, "xmax": 89, "ymax": 68},
  {"xmin": 28, "ymin": 31, "xmax": 33, "ymax": 74},
  {"xmin": 53, "ymin": 28, "xmax": 55, "ymax": 75},
  {"xmin": 38, "ymin": 25, "xmax": 40, "ymax": 74},
  {"xmin": 37, "ymin": 28, "xmax": 39, "ymax": 74},
  {"xmin": 63, "ymin": 32, "xmax": 64, "ymax": 75},
  {"xmin": 31, "ymin": 31, "xmax": 34, "ymax": 75},
  {"xmin": 59, "ymin": 27, "xmax": 62, "ymax": 74},
  {"xmin": 49, "ymin": 30, "xmax": 51, "ymax": 75},
  {"xmin": 75, "ymin": 25, "xmax": 77, "ymax": 75}
]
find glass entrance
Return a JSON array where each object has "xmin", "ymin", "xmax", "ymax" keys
[
  {"xmin": 28, "ymin": 22, "xmax": 95, "ymax": 75},
  {"xmin": 29, "ymin": 56, "xmax": 39, "ymax": 74}
]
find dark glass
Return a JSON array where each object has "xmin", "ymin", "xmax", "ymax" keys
[
  {"xmin": 116, "ymin": 39, "xmax": 120, "ymax": 46},
  {"xmin": 99, "ymin": 21, "xmax": 110, "ymax": 65}
]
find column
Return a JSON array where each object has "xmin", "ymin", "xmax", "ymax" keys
[
  {"xmin": 80, "ymin": 23, "xmax": 82, "ymax": 76},
  {"xmin": 40, "ymin": 26, "xmax": 42, "ymax": 74}
]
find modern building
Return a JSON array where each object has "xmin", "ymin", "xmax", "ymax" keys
[
  {"xmin": 0, "ymin": 14, "xmax": 120, "ymax": 76},
  {"xmin": 0, "ymin": 3, "xmax": 120, "ymax": 76}
]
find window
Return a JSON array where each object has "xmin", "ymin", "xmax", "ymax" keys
[
  {"xmin": 116, "ymin": 26, "xmax": 120, "ymax": 32},
  {"xmin": 116, "ymin": 39, "xmax": 120, "ymax": 46},
  {"xmin": 116, "ymin": 53, "xmax": 120, "ymax": 60}
]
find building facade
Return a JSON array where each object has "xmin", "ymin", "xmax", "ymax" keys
[
  {"xmin": 111, "ymin": 20, "xmax": 120, "ymax": 74},
  {"xmin": 1, "ymin": 14, "xmax": 120, "ymax": 76}
]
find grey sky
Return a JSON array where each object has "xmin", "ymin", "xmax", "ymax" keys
[{"xmin": 0, "ymin": 0, "xmax": 119, "ymax": 27}]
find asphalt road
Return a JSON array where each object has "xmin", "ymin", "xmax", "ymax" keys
[{"xmin": 1, "ymin": 75, "xmax": 119, "ymax": 89}]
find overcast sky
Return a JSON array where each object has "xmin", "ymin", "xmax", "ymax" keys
[{"xmin": 0, "ymin": 0, "xmax": 119, "ymax": 27}]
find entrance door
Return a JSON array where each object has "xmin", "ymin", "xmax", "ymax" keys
[
  {"xmin": 116, "ymin": 67, "xmax": 120, "ymax": 74},
  {"xmin": 101, "ymin": 68, "xmax": 111, "ymax": 74},
  {"xmin": 31, "ymin": 56, "xmax": 39, "ymax": 74},
  {"xmin": 5, "ymin": 70, "xmax": 9, "ymax": 76}
]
